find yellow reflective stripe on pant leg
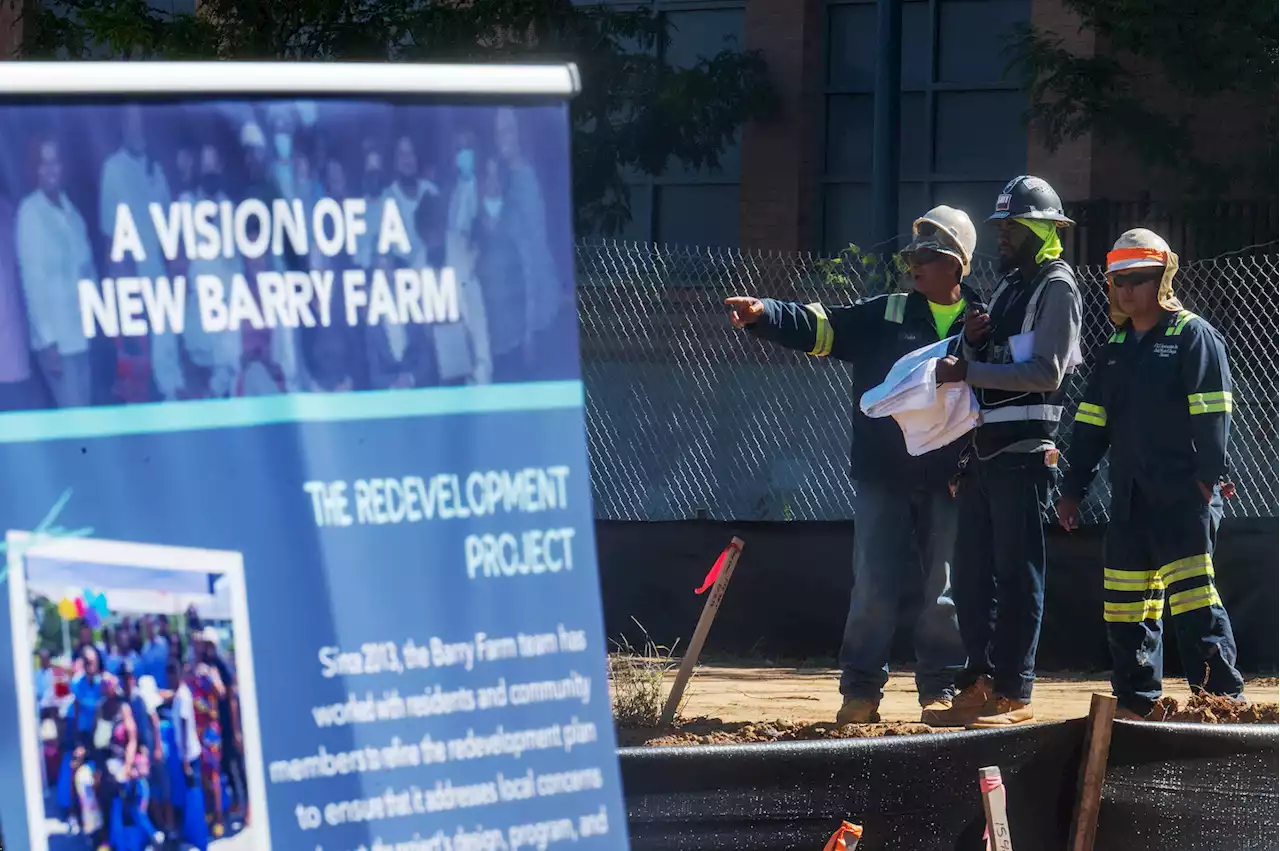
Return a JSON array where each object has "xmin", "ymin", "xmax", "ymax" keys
[
  {"xmin": 1103, "ymin": 568, "xmax": 1162, "ymax": 592},
  {"xmin": 1103, "ymin": 598, "xmax": 1164, "ymax": 623},
  {"xmin": 1158, "ymin": 553, "xmax": 1214, "ymax": 587},
  {"xmin": 1075, "ymin": 402, "xmax": 1108, "ymax": 428},
  {"xmin": 1169, "ymin": 585, "xmax": 1222, "ymax": 616},
  {"xmin": 804, "ymin": 303, "xmax": 834, "ymax": 356},
  {"xmin": 1188, "ymin": 391, "xmax": 1233, "ymax": 415}
]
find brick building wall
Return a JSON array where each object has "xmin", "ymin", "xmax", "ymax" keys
[
  {"xmin": 1, "ymin": 0, "xmax": 24, "ymax": 59},
  {"xmin": 1087, "ymin": 57, "xmax": 1271, "ymax": 201},
  {"xmin": 1025, "ymin": 0, "xmax": 1096, "ymax": 201},
  {"xmin": 739, "ymin": 0, "xmax": 822, "ymax": 252},
  {"xmin": 1027, "ymin": 0, "xmax": 1271, "ymax": 203}
]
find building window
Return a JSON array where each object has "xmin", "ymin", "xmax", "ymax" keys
[
  {"xmin": 577, "ymin": 0, "xmax": 747, "ymax": 247},
  {"xmin": 821, "ymin": 0, "xmax": 1030, "ymax": 256}
]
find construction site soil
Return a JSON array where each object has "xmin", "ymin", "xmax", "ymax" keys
[{"xmin": 616, "ymin": 667, "xmax": 1280, "ymax": 747}]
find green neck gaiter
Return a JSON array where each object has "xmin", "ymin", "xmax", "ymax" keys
[{"xmin": 1018, "ymin": 218, "xmax": 1063, "ymax": 263}]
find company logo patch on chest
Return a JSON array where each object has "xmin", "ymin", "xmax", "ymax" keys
[
  {"xmin": 901, "ymin": 332, "xmax": 922, "ymax": 344},
  {"xmin": 1152, "ymin": 343, "xmax": 1179, "ymax": 358}
]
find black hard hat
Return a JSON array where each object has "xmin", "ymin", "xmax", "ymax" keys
[{"xmin": 987, "ymin": 175, "xmax": 1075, "ymax": 227}]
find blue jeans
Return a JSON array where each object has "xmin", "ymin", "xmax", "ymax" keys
[
  {"xmin": 839, "ymin": 480, "xmax": 965, "ymax": 703},
  {"xmin": 1105, "ymin": 486, "xmax": 1243, "ymax": 715},
  {"xmin": 952, "ymin": 451, "xmax": 1055, "ymax": 702}
]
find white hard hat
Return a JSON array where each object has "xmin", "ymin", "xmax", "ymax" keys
[
  {"xmin": 904, "ymin": 205, "xmax": 977, "ymax": 276},
  {"xmin": 1106, "ymin": 228, "xmax": 1172, "ymax": 273}
]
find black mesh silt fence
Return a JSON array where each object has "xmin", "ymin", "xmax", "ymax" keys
[
  {"xmin": 619, "ymin": 723, "xmax": 1081, "ymax": 850},
  {"xmin": 618, "ymin": 722, "xmax": 1279, "ymax": 851},
  {"xmin": 1098, "ymin": 723, "xmax": 1280, "ymax": 849}
]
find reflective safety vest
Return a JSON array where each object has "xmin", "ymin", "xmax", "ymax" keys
[{"xmin": 974, "ymin": 259, "xmax": 1077, "ymax": 453}]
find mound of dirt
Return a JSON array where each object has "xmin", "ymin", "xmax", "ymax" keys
[
  {"xmin": 617, "ymin": 717, "xmax": 935, "ymax": 747},
  {"xmin": 1149, "ymin": 693, "xmax": 1279, "ymax": 724}
]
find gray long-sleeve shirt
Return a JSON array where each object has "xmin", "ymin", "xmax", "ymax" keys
[{"xmin": 963, "ymin": 273, "xmax": 1083, "ymax": 454}]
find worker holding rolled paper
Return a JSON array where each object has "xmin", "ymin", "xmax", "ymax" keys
[
  {"xmin": 725, "ymin": 206, "xmax": 979, "ymax": 727},
  {"xmin": 1057, "ymin": 228, "xmax": 1247, "ymax": 720}
]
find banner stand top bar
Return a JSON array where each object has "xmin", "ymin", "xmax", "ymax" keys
[{"xmin": 0, "ymin": 61, "xmax": 581, "ymax": 98}]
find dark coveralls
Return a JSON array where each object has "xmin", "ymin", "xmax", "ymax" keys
[
  {"xmin": 1062, "ymin": 308, "xmax": 1245, "ymax": 715},
  {"xmin": 953, "ymin": 259, "xmax": 1081, "ymax": 704},
  {"xmin": 747, "ymin": 287, "xmax": 977, "ymax": 703}
]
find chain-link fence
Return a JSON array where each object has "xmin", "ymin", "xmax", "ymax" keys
[{"xmin": 576, "ymin": 240, "xmax": 1280, "ymax": 524}]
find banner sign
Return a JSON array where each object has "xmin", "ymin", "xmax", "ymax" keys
[{"xmin": 0, "ymin": 63, "xmax": 628, "ymax": 851}]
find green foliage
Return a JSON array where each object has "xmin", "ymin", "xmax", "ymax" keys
[
  {"xmin": 33, "ymin": 597, "xmax": 64, "ymax": 654},
  {"xmin": 816, "ymin": 242, "xmax": 908, "ymax": 294},
  {"xmin": 19, "ymin": 0, "xmax": 777, "ymax": 237},
  {"xmin": 1004, "ymin": 0, "xmax": 1279, "ymax": 190}
]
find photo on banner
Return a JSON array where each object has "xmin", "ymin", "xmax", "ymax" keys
[
  {"xmin": 0, "ymin": 66, "xmax": 628, "ymax": 851},
  {"xmin": 8, "ymin": 534, "xmax": 267, "ymax": 850}
]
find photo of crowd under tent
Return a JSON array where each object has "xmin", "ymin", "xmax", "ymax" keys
[{"xmin": 8, "ymin": 533, "xmax": 269, "ymax": 850}]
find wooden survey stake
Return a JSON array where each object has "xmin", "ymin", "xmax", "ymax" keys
[
  {"xmin": 979, "ymin": 766, "xmax": 1015, "ymax": 851},
  {"xmin": 659, "ymin": 537, "xmax": 744, "ymax": 727},
  {"xmin": 1068, "ymin": 693, "xmax": 1117, "ymax": 851}
]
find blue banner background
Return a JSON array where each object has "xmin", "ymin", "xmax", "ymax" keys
[{"xmin": 0, "ymin": 96, "xmax": 626, "ymax": 851}]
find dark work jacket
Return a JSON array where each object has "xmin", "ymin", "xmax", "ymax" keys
[
  {"xmin": 748, "ymin": 286, "xmax": 982, "ymax": 486},
  {"xmin": 1062, "ymin": 309, "xmax": 1233, "ymax": 521}
]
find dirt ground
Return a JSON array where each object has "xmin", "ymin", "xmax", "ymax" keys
[{"xmin": 617, "ymin": 666, "xmax": 1280, "ymax": 747}]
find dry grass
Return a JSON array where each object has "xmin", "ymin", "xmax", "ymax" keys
[{"xmin": 607, "ymin": 618, "xmax": 684, "ymax": 728}]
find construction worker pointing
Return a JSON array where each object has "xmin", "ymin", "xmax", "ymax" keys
[
  {"xmin": 1057, "ymin": 228, "xmax": 1248, "ymax": 720},
  {"xmin": 726, "ymin": 206, "xmax": 978, "ymax": 727}
]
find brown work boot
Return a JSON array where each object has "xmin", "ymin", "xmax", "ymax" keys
[
  {"xmin": 967, "ymin": 696, "xmax": 1035, "ymax": 729},
  {"xmin": 836, "ymin": 697, "xmax": 881, "ymax": 725},
  {"xmin": 1115, "ymin": 707, "xmax": 1148, "ymax": 722},
  {"xmin": 920, "ymin": 697, "xmax": 956, "ymax": 727},
  {"xmin": 918, "ymin": 677, "xmax": 992, "ymax": 727}
]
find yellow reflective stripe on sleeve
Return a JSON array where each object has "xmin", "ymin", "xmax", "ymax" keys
[
  {"xmin": 1158, "ymin": 553, "xmax": 1214, "ymax": 587},
  {"xmin": 1188, "ymin": 390, "xmax": 1233, "ymax": 415},
  {"xmin": 1102, "ymin": 568, "xmax": 1162, "ymax": 592},
  {"xmin": 804, "ymin": 303, "xmax": 834, "ymax": 357},
  {"xmin": 1075, "ymin": 402, "xmax": 1108, "ymax": 428},
  {"xmin": 884, "ymin": 293, "xmax": 907, "ymax": 324},
  {"xmin": 1108, "ymin": 330, "xmax": 1127, "ymax": 344},
  {"xmin": 1169, "ymin": 585, "xmax": 1222, "ymax": 616},
  {"xmin": 1166, "ymin": 310, "xmax": 1199, "ymax": 336},
  {"xmin": 1103, "ymin": 598, "xmax": 1165, "ymax": 623}
]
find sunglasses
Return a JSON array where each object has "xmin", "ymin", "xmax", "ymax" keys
[
  {"xmin": 905, "ymin": 248, "xmax": 947, "ymax": 267},
  {"xmin": 1109, "ymin": 270, "xmax": 1161, "ymax": 290}
]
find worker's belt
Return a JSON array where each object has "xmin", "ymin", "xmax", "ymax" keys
[{"xmin": 979, "ymin": 404, "xmax": 1064, "ymax": 425}]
